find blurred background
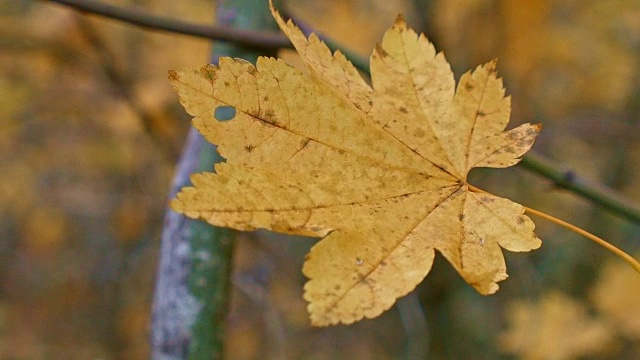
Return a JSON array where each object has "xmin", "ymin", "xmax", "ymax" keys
[{"xmin": 1, "ymin": 0, "xmax": 639, "ymax": 358}]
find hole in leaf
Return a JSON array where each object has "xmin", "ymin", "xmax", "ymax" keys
[{"xmin": 214, "ymin": 106, "xmax": 236, "ymax": 121}]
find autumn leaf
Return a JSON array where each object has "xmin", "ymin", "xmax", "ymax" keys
[
  {"xmin": 591, "ymin": 257, "xmax": 640, "ymax": 339},
  {"xmin": 168, "ymin": 2, "xmax": 542, "ymax": 326},
  {"xmin": 498, "ymin": 291, "xmax": 616, "ymax": 360}
]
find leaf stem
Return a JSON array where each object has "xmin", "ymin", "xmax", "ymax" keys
[
  {"xmin": 523, "ymin": 206, "xmax": 640, "ymax": 273},
  {"xmin": 468, "ymin": 184, "xmax": 640, "ymax": 273},
  {"xmin": 520, "ymin": 153, "xmax": 640, "ymax": 224}
]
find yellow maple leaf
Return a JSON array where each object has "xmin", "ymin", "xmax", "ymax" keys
[{"xmin": 168, "ymin": 2, "xmax": 542, "ymax": 326}]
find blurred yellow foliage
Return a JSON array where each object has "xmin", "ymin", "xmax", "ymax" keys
[
  {"xmin": 111, "ymin": 198, "xmax": 149, "ymax": 245},
  {"xmin": 592, "ymin": 257, "xmax": 640, "ymax": 339},
  {"xmin": 1, "ymin": 0, "xmax": 639, "ymax": 357},
  {"xmin": 499, "ymin": 291, "xmax": 616, "ymax": 359},
  {"xmin": 21, "ymin": 206, "xmax": 71, "ymax": 255},
  {"xmin": 433, "ymin": 0, "xmax": 640, "ymax": 117}
]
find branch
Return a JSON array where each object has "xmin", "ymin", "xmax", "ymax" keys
[
  {"xmin": 520, "ymin": 153, "xmax": 640, "ymax": 223},
  {"xmin": 151, "ymin": 1, "xmax": 279, "ymax": 359},
  {"xmin": 45, "ymin": 0, "xmax": 291, "ymax": 51},
  {"xmin": 151, "ymin": 129, "xmax": 225, "ymax": 359},
  {"xmin": 44, "ymin": 0, "xmax": 640, "ymax": 224},
  {"xmin": 43, "ymin": 0, "xmax": 370, "ymax": 73}
]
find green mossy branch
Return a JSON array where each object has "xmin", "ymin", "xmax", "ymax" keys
[{"xmin": 151, "ymin": 1, "xmax": 278, "ymax": 359}]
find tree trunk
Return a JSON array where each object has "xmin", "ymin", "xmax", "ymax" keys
[{"xmin": 151, "ymin": 1, "xmax": 278, "ymax": 359}]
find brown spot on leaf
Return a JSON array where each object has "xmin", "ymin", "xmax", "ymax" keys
[
  {"xmin": 263, "ymin": 109, "xmax": 275, "ymax": 119},
  {"xmin": 486, "ymin": 59, "xmax": 498, "ymax": 73},
  {"xmin": 399, "ymin": 106, "xmax": 408, "ymax": 114},
  {"xmin": 376, "ymin": 44, "xmax": 389, "ymax": 58},
  {"xmin": 394, "ymin": 14, "xmax": 407, "ymax": 27},
  {"xmin": 528, "ymin": 125, "xmax": 542, "ymax": 135}
]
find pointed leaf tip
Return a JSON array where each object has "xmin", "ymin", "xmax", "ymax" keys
[
  {"xmin": 486, "ymin": 59, "xmax": 498, "ymax": 73},
  {"xmin": 393, "ymin": 14, "xmax": 407, "ymax": 28}
]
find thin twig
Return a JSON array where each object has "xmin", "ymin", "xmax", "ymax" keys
[
  {"xmin": 397, "ymin": 293, "xmax": 430, "ymax": 359},
  {"xmin": 44, "ymin": 0, "xmax": 292, "ymax": 51},
  {"xmin": 43, "ymin": 0, "xmax": 640, "ymax": 224},
  {"xmin": 43, "ymin": 0, "xmax": 369, "ymax": 72},
  {"xmin": 520, "ymin": 153, "xmax": 640, "ymax": 223}
]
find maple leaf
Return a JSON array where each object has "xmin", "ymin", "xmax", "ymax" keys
[{"xmin": 168, "ymin": 2, "xmax": 542, "ymax": 326}]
